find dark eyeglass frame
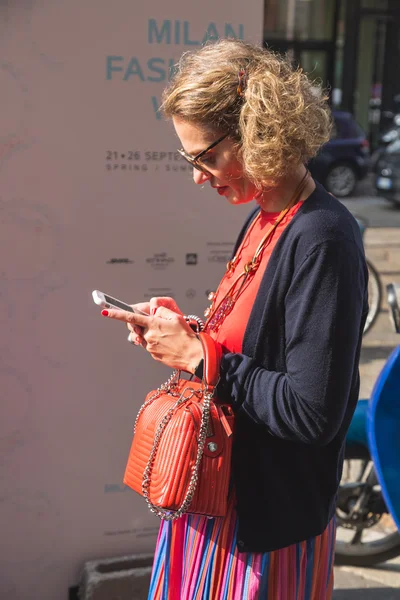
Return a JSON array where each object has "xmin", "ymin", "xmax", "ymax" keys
[{"xmin": 178, "ymin": 133, "xmax": 228, "ymax": 174}]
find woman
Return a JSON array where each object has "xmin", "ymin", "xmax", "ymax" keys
[{"xmin": 101, "ymin": 40, "xmax": 368, "ymax": 599}]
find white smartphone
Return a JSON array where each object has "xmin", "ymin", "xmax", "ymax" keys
[{"xmin": 92, "ymin": 290, "xmax": 147, "ymax": 315}]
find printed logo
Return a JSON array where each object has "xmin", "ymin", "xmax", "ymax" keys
[
  {"xmin": 106, "ymin": 258, "xmax": 134, "ymax": 264},
  {"xmin": 146, "ymin": 252, "xmax": 175, "ymax": 270},
  {"xmin": 186, "ymin": 253, "xmax": 198, "ymax": 265},
  {"xmin": 207, "ymin": 241, "xmax": 234, "ymax": 263},
  {"xmin": 104, "ymin": 484, "xmax": 130, "ymax": 493},
  {"xmin": 144, "ymin": 287, "xmax": 175, "ymax": 300}
]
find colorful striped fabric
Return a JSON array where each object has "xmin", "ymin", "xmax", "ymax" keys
[{"xmin": 147, "ymin": 495, "xmax": 336, "ymax": 599}]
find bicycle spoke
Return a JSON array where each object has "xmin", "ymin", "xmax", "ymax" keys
[{"xmin": 350, "ymin": 529, "xmax": 363, "ymax": 545}]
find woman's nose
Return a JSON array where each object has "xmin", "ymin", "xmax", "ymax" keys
[{"xmin": 193, "ymin": 167, "xmax": 211, "ymax": 185}]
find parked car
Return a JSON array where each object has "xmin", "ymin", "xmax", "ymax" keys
[
  {"xmin": 375, "ymin": 139, "xmax": 400, "ymax": 207},
  {"xmin": 371, "ymin": 114, "xmax": 400, "ymax": 172},
  {"xmin": 308, "ymin": 111, "xmax": 370, "ymax": 198}
]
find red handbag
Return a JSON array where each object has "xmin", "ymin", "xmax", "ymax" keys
[{"xmin": 123, "ymin": 332, "xmax": 234, "ymax": 520}]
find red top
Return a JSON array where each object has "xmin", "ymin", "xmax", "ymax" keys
[{"xmin": 208, "ymin": 202, "xmax": 303, "ymax": 353}]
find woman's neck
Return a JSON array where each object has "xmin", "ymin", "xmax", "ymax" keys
[{"xmin": 256, "ymin": 165, "xmax": 316, "ymax": 213}]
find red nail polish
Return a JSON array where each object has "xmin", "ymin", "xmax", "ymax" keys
[
  {"xmin": 101, "ymin": 309, "xmax": 109, "ymax": 316},
  {"xmin": 151, "ymin": 307, "xmax": 157, "ymax": 315}
]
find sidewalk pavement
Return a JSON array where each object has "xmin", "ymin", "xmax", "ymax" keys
[
  {"xmin": 364, "ymin": 227, "xmax": 400, "ymax": 283},
  {"xmin": 334, "ymin": 559, "xmax": 400, "ymax": 598}
]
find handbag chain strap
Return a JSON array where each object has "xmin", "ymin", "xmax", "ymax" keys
[
  {"xmin": 133, "ymin": 369, "xmax": 181, "ymax": 434},
  {"xmin": 135, "ymin": 372, "xmax": 214, "ymax": 521}
]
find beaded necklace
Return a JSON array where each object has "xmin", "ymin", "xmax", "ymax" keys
[{"xmin": 204, "ymin": 172, "xmax": 309, "ymax": 333}]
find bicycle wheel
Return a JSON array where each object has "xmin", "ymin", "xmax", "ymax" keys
[
  {"xmin": 335, "ymin": 458, "xmax": 400, "ymax": 566},
  {"xmin": 364, "ymin": 259, "xmax": 382, "ymax": 335}
]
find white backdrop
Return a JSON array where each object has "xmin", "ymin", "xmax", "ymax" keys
[{"xmin": 0, "ymin": 2, "xmax": 263, "ymax": 598}]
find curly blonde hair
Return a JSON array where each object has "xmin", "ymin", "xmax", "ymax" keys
[{"xmin": 162, "ymin": 39, "xmax": 332, "ymax": 186}]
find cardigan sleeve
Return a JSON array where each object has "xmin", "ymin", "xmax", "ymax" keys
[{"xmin": 216, "ymin": 239, "xmax": 368, "ymax": 445}]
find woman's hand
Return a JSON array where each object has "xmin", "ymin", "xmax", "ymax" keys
[
  {"xmin": 101, "ymin": 305, "xmax": 203, "ymax": 373},
  {"xmin": 127, "ymin": 297, "xmax": 184, "ymax": 345}
]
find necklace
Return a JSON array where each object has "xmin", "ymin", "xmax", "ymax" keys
[{"xmin": 204, "ymin": 171, "xmax": 310, "ymax": 333}]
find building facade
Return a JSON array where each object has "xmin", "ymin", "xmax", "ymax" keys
[{"xmin": 263, "ymin": 0, "xmax": 400, "ymax": 147}]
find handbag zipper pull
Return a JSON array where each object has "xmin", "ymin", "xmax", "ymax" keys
[{"xmin": 217, "ymin": 405, "xmax": 233, "ymax": 437}]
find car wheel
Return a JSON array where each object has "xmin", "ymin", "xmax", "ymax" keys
[{"xmin": 325, "ymin": 163, "xmax": 358, "ymax": 198}]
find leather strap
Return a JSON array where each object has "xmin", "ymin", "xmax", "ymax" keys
[{"xmin": 198, "ymin": 332, "xmax": 221, "ymax": 386}]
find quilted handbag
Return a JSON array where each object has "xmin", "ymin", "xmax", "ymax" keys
[{"xmin": 123, "ymin": 332, "xmax": 234, "ymax": 520}]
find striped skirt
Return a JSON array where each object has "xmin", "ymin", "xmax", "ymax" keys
[{"xmin": 147, "ymin": 497, "xmax": 336, "ymax": 600}]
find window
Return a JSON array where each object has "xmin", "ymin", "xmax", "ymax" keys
[{"xmin": 264, "ymin": 0, "xmax": 335, "ymax": 41}]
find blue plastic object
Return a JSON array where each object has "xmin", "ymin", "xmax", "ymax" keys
[
  {"xmin": 346, "ymin": 399, "xmax": 369, "ymax": 447},
  {"xmin": 367, "ymin": 345, "xmax": 400, "ymax": 530}
]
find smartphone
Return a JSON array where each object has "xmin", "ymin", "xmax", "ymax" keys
[{"xmin": 92, "ymin": 290, "xmax": 147, "ymax": 315}]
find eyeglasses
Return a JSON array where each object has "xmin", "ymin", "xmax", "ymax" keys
[{"xmin": 178, "ymin": 134, "xmax": 228, "ymax": 174}]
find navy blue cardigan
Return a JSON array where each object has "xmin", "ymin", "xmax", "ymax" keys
[{"xmin": 216, "ymin": 182, "xmax": 368, "ymax": 552}]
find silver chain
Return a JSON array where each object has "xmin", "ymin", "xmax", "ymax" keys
[
  {"xmin": 133, "ymin": 369, "xmax": 180, "ymax": 434},
  {"xmin": 184, "ymin": 314, "xmax": 205, "ymax": 332},
  {"xmin": 135, "ymin": 372, "xmax": 214, "ymax": 521}
]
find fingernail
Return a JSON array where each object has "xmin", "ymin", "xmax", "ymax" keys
[
  {"xmin": 151, "ymin": 307, "xmax": 157, "ymax": 315},
  {"xmin": 101, "ymin": 309, "xmax": 109, "ymax": 316}
]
